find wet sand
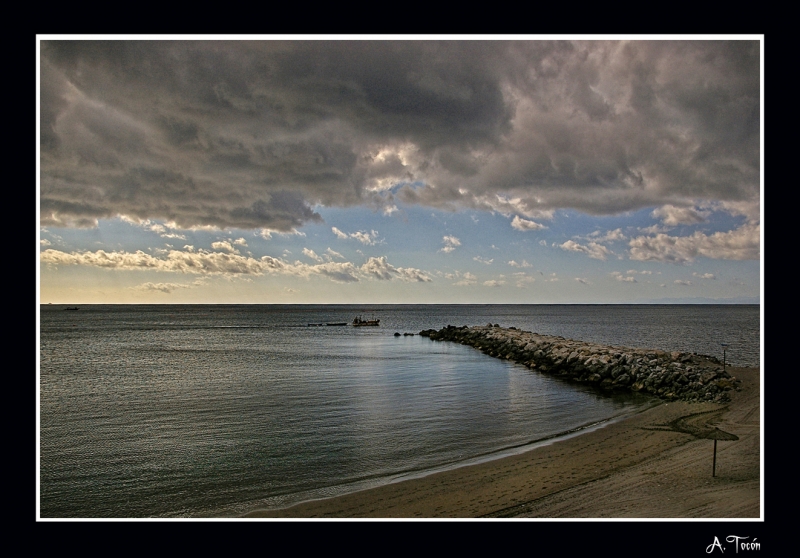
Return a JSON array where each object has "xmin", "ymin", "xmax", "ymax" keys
[{"xmin": 243, "ymin": 366, "xmax": 760, "ymax": 519}]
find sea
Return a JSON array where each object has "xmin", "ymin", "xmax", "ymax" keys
[{"xmin": 38, "ymin": 304, "xmax": 760, "ymax": 518}]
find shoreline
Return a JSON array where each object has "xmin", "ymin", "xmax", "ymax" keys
[{"xmin": 243, "ymin": 365, "xmax": 759, "ymax": 518}]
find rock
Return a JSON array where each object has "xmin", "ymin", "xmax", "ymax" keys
[
  {"xmin": 418, "ymin": 324, "xmax": 735, "ymax": 403},
  {"xmin": 614, "ymin": 373, "xmax": 631, "ymax": 386}
]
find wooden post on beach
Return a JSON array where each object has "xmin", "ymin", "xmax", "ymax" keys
[{"xmin": 705, "ymin": 428, "xmax": 737, "ymax": 478}]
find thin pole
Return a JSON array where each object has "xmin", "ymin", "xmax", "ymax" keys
[{"xmin": 712, "ymin": 439, "xmax": 717, "ymax": 477}]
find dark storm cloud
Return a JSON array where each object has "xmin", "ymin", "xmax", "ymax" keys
[{"xmin": 40, "ymin": 39, "xmax": 760, "ymax": 230}]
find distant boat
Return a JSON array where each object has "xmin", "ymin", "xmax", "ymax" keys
[
  {"xmin": 64, "ymin": 307, "xmax": 79, "ymax": 311},
  {"xmin": 326, "ymin": 322, "xmax": 348, "ymax": 326},
  {"xmin": 352, "ymin": 316, "xmax": 380, "ymax": 327}
]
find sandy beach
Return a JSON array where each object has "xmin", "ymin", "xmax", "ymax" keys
[{"xmin": 243, "ymin": 366, "xmax": 760, "ymax": 519}]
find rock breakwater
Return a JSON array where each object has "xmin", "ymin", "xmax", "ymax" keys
[{"xmin": 419, "ymin": 324, "xmax": 740, "ymax": 403}]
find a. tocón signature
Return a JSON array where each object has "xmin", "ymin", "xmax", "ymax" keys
[{"xmin": 706, "ymin": 536, "xmax": 760, "ymax": 553}]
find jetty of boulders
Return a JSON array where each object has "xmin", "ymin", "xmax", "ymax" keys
[{"xmin": 419, "ymin": 324, "xmax": 740, "ymax": 403}]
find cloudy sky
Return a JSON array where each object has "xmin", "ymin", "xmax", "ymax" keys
[{"xmin": 38, "ymin": 37, "xmax": 761, "ymax": 304}]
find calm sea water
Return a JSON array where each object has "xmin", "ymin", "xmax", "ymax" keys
[{"xmin": 38, "ymin": 304, "xmax": 760, "ymax": 518}]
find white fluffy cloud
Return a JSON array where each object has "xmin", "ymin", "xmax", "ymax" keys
[
  {"xmin": 325, "ymin": 247, "xmax": 344, "ymax": 260},
  {"xmin": 511, "ymin": 215, "xmax": 546, "ymax": 231},
  {"xmin": 132, "ymin": 280, "xmax": 203, "ymax": 293},
  {"xmin": 440, "ymin": 235, "xmax": 461, "ymax": 253},
  {"xmin": 359, "ymin": 256, "xmax": 431, "ymax": 282},
  {"xmin": 559, "ymin": 240, "xmax": 613, "ymax": 260},
  {"xmin": 360, "ymin": 256, "xmax": 394, "ymax": 280},
  {"xmin": 40, "ymin": 248, "xmax": 430, "ymax": 284},
  {"xmin": 611, "ymin": 272, "xmax": 637, "ymax": 283},
  {"xmin": 395, "ymin": 267, "xmax": 433, "ymax": 282},
  {"xmin": 302, "ymin": 247, "xmax": 323, "ymax": 262},
  {"xmin": 259, "ymin": 228, "xmax": 305, "ymax": 240},
  {"xmin": 211, "ymin": 240, "xmax": 239, "ymax": 254},
  {"xmin": 652, "ymin": 205, "xmax": 710, "ymax": 225},
  {"xmin": 351, "ymin": 230, "xmax": 380, "ymax": 245},
  {"xmin": 589, "ymin": 228, "xmax": 626, "ymax": 242},
  {"xmin": 41, "ymin": 248, "xmax": 268, "ymax": 275},
  {"xmin": 628, "ymin": 223, "xmax": 759, "ymax": 263},
  {"xmin": 312, "ymin": 262, "xmax": 361, "ymax": 283},
  {"xmin": 332, "ymin": 227, "xmax": 380, "ymax": 245}
]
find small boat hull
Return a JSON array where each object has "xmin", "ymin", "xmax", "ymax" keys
[{"xmin": 352, "ymin": 316, "xmax": 380, "ymax": 326}]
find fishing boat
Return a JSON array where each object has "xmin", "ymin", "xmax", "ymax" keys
[{"xmin": 352, "ymin": 316, "xmax": 380, "ymax": 327}]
